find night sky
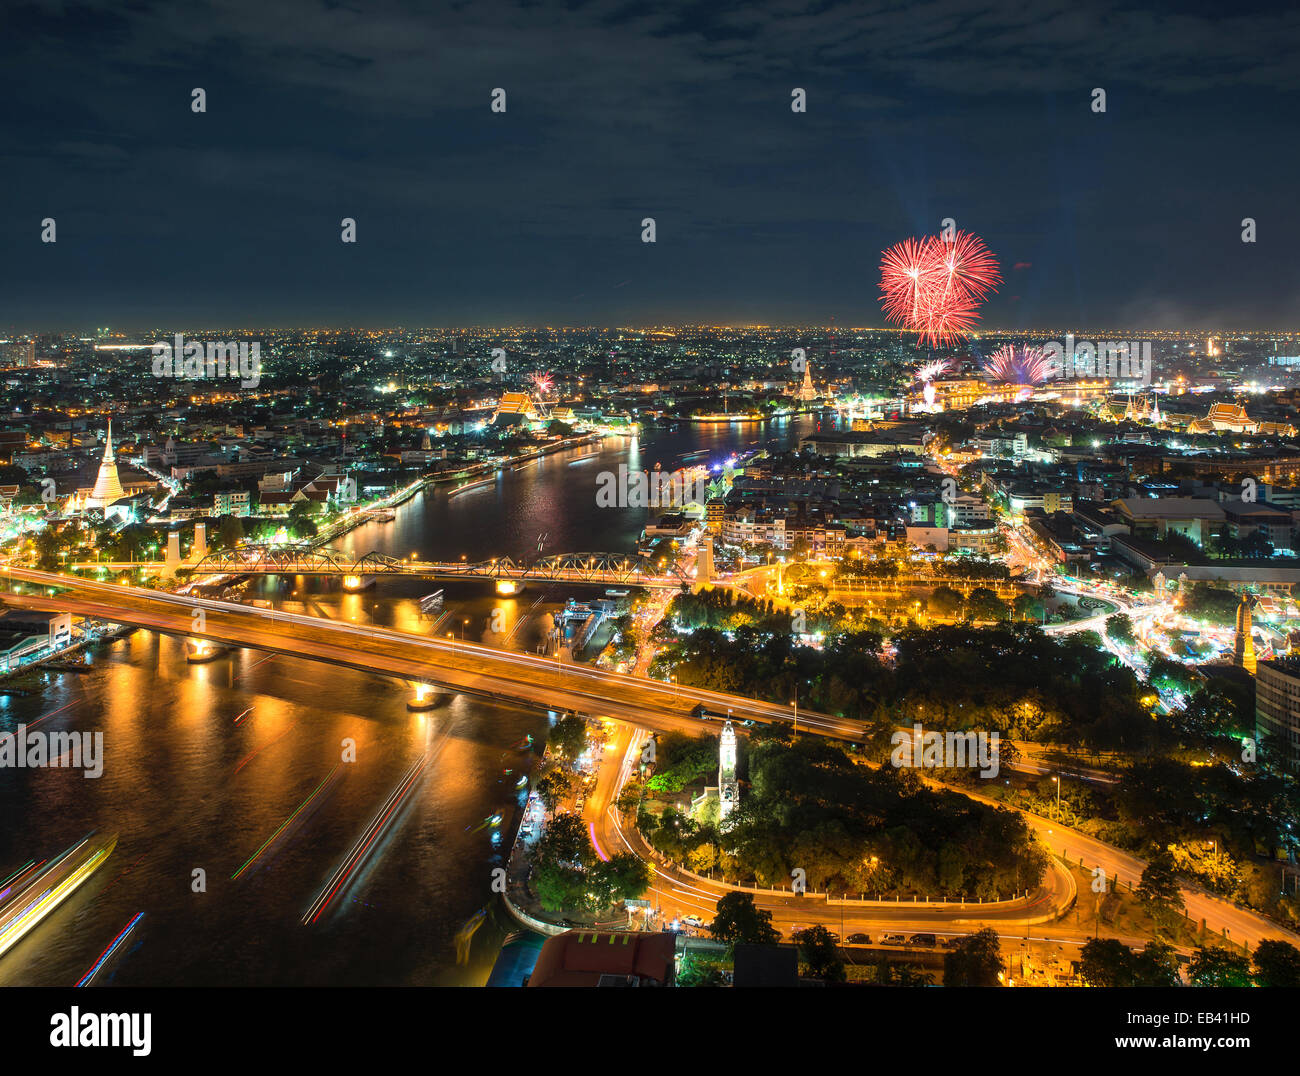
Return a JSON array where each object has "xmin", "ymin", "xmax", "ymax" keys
[{"xmin": 3, "ymin": 0, "xmax": 1299, "ymax": 330}]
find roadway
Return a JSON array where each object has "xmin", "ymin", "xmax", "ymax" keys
[
  {"xmin": 0, "ymin": 566, "xmax": 860, "ymax": 743},
  {"xmin": 587, "ymin": 723, "xmax": 1300, "ymax": 954},
  {"xmin": 583, "ymin": 724, "xmax": 1151, "ymax": 955}
]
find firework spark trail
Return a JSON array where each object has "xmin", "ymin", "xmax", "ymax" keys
[
  {"xmin": 301, "ymin": 753, "xmax": 430, "ymax": 925},
  {"xmin": 880, "ymin": 237, "xmax": 934, "ymax": 327}
]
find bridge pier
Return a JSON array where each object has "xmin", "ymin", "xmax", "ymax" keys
[
  {"xmin": 163, "ymin": 531, "xmax": 182, "ymax": 579},
  {"xmin": 186, "ymin": 637, "xmax": 230, "ymax": 663},
  {"xmin": 406, "ymin": 682, "xmax": 442, "ymax": 711},
  {"xmin": 342, "ymin": 574, "xmax": 375, "ymax": 592},
  {"xmin": 495, "ymin": 579, "xmax": 524, "ymax": 596}
]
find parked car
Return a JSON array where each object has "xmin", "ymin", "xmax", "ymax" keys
[
  {"xmin": 881, "ymin": 933, "xmax": 907, "ymax": 945},
  {"xmin": 910, "ymin": 933, "xmax": 937, "ymax": 947},
  {"xmin": 682, "ymin": 915, "xmax": 705, "ymax": 928},
  {"xmin": 940, "ymin": 935, "xmax": 964, "ymax": 949},
  {"xmin": 846, "ymin": 933, "xmax": 872, "ymax": 945}
]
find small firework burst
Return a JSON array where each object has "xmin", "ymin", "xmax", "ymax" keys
[
  {"xmin": 528, "ymin": 371, "xmax": 553, "ymax": 396},
  {"xmin": 984, "ymin": 344, "xmax": 1051, "ymax": 385},
  {"xmin": 914, "ymin": 359, "xmax": 949, "ymax": 383}
]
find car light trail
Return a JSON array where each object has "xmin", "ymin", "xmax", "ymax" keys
[
  {"xmin": 75, "ymin": 912, "xmax": 144, "ymax": 986},
  {"xmin": 302, "ymin": 753, "xmax": 429, "ymax": 925},
  {"xmin": 590, "ymin": 822, "xmax": 608, "ymax": 862}
]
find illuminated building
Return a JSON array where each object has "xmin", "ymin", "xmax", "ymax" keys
[
  {"xmin": 719, "ymin": 720, "xmax": 738, "ymax": 823},
  {"xmin": 1256, "ymin": 658, "xmax": 1300, "ymax": 764},
  {"xmin": 84, "ymin": 420, "xmax": 126, "ymax": 510},
  {"xmin": 1234, "ymin": 594, "xmax": 1257, "ymax": 676}
]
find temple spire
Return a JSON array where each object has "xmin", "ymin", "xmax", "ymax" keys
[{"xmin": 86, "ymin": 418, "xmax": 126, "ymax": 509}]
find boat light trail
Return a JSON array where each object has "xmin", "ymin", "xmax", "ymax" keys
[{"xmin": 302, "ymin": 754, "xmax": 429, "ymax": 925}]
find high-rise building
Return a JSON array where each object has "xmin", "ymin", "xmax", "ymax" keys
[
  {"xmin": 1256, "ymin": 658, "xmax": 1300, "ymax": 765},
  {"xmin": 1234, "ymin": 594, "xmax": 1257, "ymax": 675},
  {"xmin": 0, "ymin": 339, "xmax": 34, "ymax": 367}
]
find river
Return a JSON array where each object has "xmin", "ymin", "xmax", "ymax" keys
[{"xmin": 0, "ymin": 414, "xmax": 822, "ymax": 986}]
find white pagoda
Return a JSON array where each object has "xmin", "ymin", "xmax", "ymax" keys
[{"xmin": 85, "ymin": 420, "xmax": 126, "ymax": 510}]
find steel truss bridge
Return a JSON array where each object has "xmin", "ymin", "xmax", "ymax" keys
[{"xmin": 183, "ymin": 545, "xmax": 692, "ymax": 588}]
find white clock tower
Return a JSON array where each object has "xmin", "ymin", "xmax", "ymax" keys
[{"xmin": 719, "ymin": 721, "xmax": 739, "ymax": 823}]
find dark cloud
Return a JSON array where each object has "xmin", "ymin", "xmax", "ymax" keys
[{"xmin": 1, "ymin": 0, "xmax": 1298, "ymax": 329}]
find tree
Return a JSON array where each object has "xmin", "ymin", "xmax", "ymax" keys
[
  {"xmin": 34, "ymin": 525, "xmax": 60, "ymax": 570},
  {"xmin": 1188, "ymin": 946, "xmax": 1253, "ymax": 987},
  {"xmin": 1253, "ymin": 939, "xmax": 1300, "ymax": 987},
  {"xmin": 216, "ymin": 515, "xmax": 244, "ymax": 550},
  {"xmin": 614, "ymin": 782, "xmax": 642, "ymax": 816},
  {"xmin": 1013, "ymin": 592, "xmax": 1045, "ymax": 622},
  {"xmin": 534, "ymin": 769, "xmax": 574, "ymax": 814},
  {"xmin": 929, "ymin": 585, "xmax": 964, "ymax": 619},
  {"xmin": 1106, "ymin": 613, "xmax": 1136, "ymax": 646},
  {"xmin": 1080, "ymin": 937, "xmax": 1135, "ymax": 986},
  {"xmin": 1138, "ymin": 849, "xmax": 1186, "ymax": 930},
  {"xmin": 1132, "ymin": 939, "xmax": 1182, "ymax": 986},
  {"xmin": 943, "ymin": 927, "xmax": 1003, "ymax": 986},
  {"xmin": 793, "ymin": 925, "xmax": 845, "ymax": 983},
  {"xmin": 589, "ymin": 852, "xmax": 651, "ymax": 908},
  {"xmin": 965, "ymin": 587, "xmax": 1007, "ymax": 622},
  {"xmin": 549, "ymin": 714, "xmax": 589, "ymax": 763},
  {"xmin": 677, "ymin": 952, "xmax": 727, "ymax": 987},
  {"xmin": 289, "ymin": 515, "xmax": 317, "ymax": 539},
  {"xmin": 531, "ymin": 814, "xmax": 646, "ymax": 913},
  {"xmin": 708, "ymin": 892, "xmax": 780, "ymax": 946}
]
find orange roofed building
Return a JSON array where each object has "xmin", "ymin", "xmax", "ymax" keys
[{"xmin": 525, "ymin": 930, "xmax": 676, "ymax": 988}]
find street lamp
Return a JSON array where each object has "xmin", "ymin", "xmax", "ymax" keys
[
  {"xmin": 790, "ymin": 697, "xmax": 798, "ymax": 737},
  {"xmin": 1052, "ymin": 775, "xmax": 1060, "ymax": 819}
]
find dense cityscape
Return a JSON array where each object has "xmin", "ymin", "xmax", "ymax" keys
[{"xmin": 5, "ymin": 0, "xmax": 1299, "ymax": 1059}]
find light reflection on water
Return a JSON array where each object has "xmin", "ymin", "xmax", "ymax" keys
[{"xmin": 0, "ymin": 416, "xmax": 819, "ymax": 985}]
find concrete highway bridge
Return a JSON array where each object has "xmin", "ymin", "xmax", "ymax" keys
[
  {"xmin": 72, "ymin": 546, "xmax": 695, "ymax": 591},
  {"xmin": 0, "ymin": 567, "xmax": 841, "ymax": 741}
]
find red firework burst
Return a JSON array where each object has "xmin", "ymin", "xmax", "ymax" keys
[
  {"xmin": 879, "ymin": 231, "xmax": 1002, "ymax": 347},
  {"xmin": 984, "ymin": 344, "xmax": 1050, "ymax": 385}
]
